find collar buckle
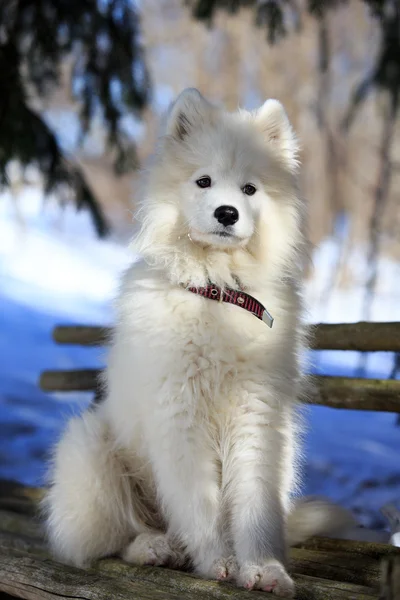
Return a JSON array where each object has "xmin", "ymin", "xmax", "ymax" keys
[{"xmin": 262, "ymin": 309, "xmax": 274, "ymax": 328}]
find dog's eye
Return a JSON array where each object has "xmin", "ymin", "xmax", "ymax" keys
[
  {"xmin": 196, "ymin": 176, "xmax": 212, "ymax": 188},
  {"xmin": 242, "ymin": 184, "xmax": 257, "ymax": 196}
]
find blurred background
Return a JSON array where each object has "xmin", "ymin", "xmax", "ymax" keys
[{"xmin": 0, "ymin": 0, "xmax": 399, "ymax": 531}]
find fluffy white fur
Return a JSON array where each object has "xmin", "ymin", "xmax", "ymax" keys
[{"xmin": 43, "ymin": 89, "xmax": 354, "ymax": 596}]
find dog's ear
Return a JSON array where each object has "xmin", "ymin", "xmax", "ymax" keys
[
  {"xmin": 166, "ymin": 88, "xmax": 215, "ymax": 141},
  {"xmin": 254, "ymin": 99, "xmax": 299, "ymax": 171}
]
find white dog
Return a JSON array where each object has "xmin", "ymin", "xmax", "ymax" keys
[{"xmin": 44, "ymin": 89, "xmax": 353, "ymax": 596}]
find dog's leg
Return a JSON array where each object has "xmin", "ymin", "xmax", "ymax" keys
[
  {"xmin": 226, "ymin": 396, "xmax": 295, "ymax": 597},
  {"xmin": 279, "ymin": 403, "xmax": 301, "ymax": 514},
  {"xmin": 43, "ymin": 409, "xmax": 147, "ymax": 567},
  {"xmin": 146, "ymin": 422, "xmax": 233, "ymax": 580}
]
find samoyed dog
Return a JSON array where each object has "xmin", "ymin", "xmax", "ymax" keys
[{"xmin": 44, "ymin": 89, "xmax": 353, "ymax": 596}]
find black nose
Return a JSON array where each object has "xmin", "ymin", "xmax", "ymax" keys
[{"xmin": 214, "ymin": 205, "xmax": 239, "ymax": 227}]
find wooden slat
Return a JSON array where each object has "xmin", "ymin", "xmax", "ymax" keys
[
  {"xmin": 289, "ymin": 547, "xmax": 380, "ymax": 588},
  {"xmin": 309, "ymin": 376, "xmax": 400, "ymax": 412},
  {"xmin": 312, "ymin": 322, "xmax": 400, "ymax": 352},
  {"xmin": 53, "ymin": 325, "xmax": 109, "ymax": 346},
  {"xmin": 299, "ymin": 535, "xmax": 400, "ymax": 559},
  {"xmin": 0, "ymin": 479, "xmax": 43, "ymax": 515},
  {"xmin": 380, "ymin": 556, "xmax": 400, "ymax": 600},
  {"xmin": 53, "ymin": 322, "xmax": 400, "ymax": 352},
  {"xmin": 0, "ymin": 549, "xmax": 200, "ymax": 600},
  {"xmin": 40, "ymin": 369, "xmax": 100, "ymax": 392},
  {"xmin": 39, "ymin": 370, "xmax": 400, "ymax": 411}
]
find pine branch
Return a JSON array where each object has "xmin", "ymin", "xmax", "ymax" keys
[
  {"xmin": 0, "ymin": 0, "xmax": 150, "ymax": 235},
  {"xmin": 0, "ymin": 39, "xmax": 109, "ymax": 236}
]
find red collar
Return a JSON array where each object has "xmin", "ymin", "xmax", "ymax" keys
[{"xmin": 186, "ymin": 283, "xmax": 274, "ymax": 328}]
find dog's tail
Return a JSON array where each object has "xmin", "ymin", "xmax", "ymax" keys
[{"xmin": 287, "ymin": 496, "xmax": 356, "ymax": 546}]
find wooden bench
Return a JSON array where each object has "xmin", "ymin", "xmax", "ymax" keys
[{"xmin": 1, "ymin": 321, "xmax": 400, "ymax": 599}]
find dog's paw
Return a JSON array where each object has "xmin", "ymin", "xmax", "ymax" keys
[
  {"xmin": 195, "ymin": 555, "xmax": 238, "ymax": 581},
  {"xmin": 238, "ymin": 560, "xmax": 295, "ymax": 597},
  {"xmin": 122, "ymin": 532, "xmax": 173, "ymax": 567},
  {"xmin": 210, "ymin": 556, "xmax": 238, "ymax": 581}
]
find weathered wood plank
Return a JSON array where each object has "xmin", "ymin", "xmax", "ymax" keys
[
  {"xmin": 311, "ymin": 321, "xmax": 400, "ymax": 352},
  {"xmin": 289, "ymin": 547, "xmax": 380, "ymax": 588},
  {"xmin": 380, "ymin": 557, "xmax": 400, "ymax": 600},
  {"xmin": 39, "ymin": 370, "xmax": 400, "ymax": 412},
  {"xmin": 0, "ymin": 480, "xmax": 43, "ymax": 516},
  {"xmin": 52, "ymin": 322, "xmax": 400, "ymax": 352},
  {"xmin": 53, "ymin": 325, "xmax": 110, "ymax": 346},
  {"xmin": 293, "ymin": 574, "xmax": 376, "ymax": 600},
  {"xmin": 0, "ymin": 510, "xmax": 41, "ymax": 539},
  {"xmin": 0, "ymin": 482, "xmax": 389, "ymax": 599},
  {"xmin": 298, "ymin": 535, "xmax": 400, "ymax": 559},
  {"xmin": 308, "ymin": 376, "xmax": 400, "ymax": 412},
  {"xmin": 0, "ymin": 507, "xmax": 382, "ymax": 592},
  {"xmin": 39, "ymin": 368, "xmax": 99, "ymax": 392},
  {"xmin": 0, "ymin": 497, "xmax": 389, "ymax": 598},
  {"xmin": 0, "ymin": 541, "xmax": 378, "ymax": 600},
  {"xmin": 0, "ymin": 530, "xmax": 47, "ymax": 556},
  {"xmin": 0, "ymin": 548, "xmax": 193, "ymax": 600}
]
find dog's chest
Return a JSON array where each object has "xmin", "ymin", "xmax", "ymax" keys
[{"xmin": 143, "ymin": 287, "xmax": 274, "ymax": 403}]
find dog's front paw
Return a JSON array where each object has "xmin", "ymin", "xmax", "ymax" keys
[
  {"xmin": 238, "ymin": 560, "xmax": 294, "ymax": 597},
  {"xmin": 210, "ymin": 556, "xmax": 238, "ymax": 581},
  {"xmin": 122, "ymin": 532, "xmax": 176, "ymax": 567},
  {"xmin": 196, "ymin": 555, "xmax": 238, "ymax": 581}
]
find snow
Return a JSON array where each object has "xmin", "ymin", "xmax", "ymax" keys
[
  {"xmin": 0, "ymin": 188, "xmax": 399, "ymax": 529},
  {"xmin": 0, "ymin": 188, "xmax": 131, "ymax": 320}
]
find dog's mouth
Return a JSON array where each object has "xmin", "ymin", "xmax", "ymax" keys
[
  {"xmin": 213, "ymin": 231, "xmax": 234, "ymax": 238},
  {"xmin": 210, "ymin": 230, "xmax": 245, "ymax": 245},
  {"xmin": 188, "ymin": 227, "xmax": 249, "ymax": 248}
]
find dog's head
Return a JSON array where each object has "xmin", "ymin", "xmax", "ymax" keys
[{"xmin": 134, "ymin": 89, "xmax": 305, "ymax": 285}]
